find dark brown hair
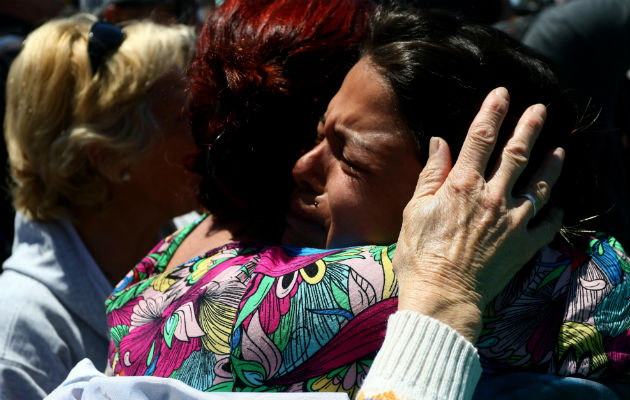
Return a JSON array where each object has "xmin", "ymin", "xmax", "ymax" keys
[{"xmin": 362, "ymin": 5, "xmax": 598, "ymax": 229}]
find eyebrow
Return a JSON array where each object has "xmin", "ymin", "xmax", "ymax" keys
[{"xmin": 321, "ymin": 113, "xmax": 392, "ymax": 155}]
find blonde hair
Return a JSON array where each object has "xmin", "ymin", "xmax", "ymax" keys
[{"xmin": 4, "ymin": 14, "xmax": 196, "ymax": 221}]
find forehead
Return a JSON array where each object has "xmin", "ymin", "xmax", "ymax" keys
[{"xmin": 325, "ymin": 58, "xmax": 404, "ymax": 135}]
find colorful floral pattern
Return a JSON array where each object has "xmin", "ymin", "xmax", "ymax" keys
[
  {"xmin": 477, "ymin": 234, "xmax": 630, "ymax": 381},
  {"xmin": 106, "ymin": 219, "xmax": 630, "ymax": 396}
]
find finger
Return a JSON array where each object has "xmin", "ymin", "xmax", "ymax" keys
[
  {"xmin": 489, "ymin": 104, "xmax": 547, "ymax": 192},
  {"xmin": 413, "ymin": 137, "xmax": 452, "ymax": 198},
  {"xmin": 513, "ymin": 147, "xmax": 564, "ymax": 221},
  {"xmin": 454, "ymin": 87, "xmax": 509, "ymax": 175},
  {"xmin": 528, "ymin": 206, "xmax": 563, "ymax": 249}
]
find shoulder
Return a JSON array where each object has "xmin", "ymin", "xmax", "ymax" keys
[
  {"xmin": 0, "ymin": 269, "xmax": 71, "ymax": 335},
  {"xmin": 110, "ymin": 229, "xmax": 185, "ymax": 294},
  {"xmin": 255, "ymin": 244, "xmax": 396, "ymax": 277},
  {"xmin": 0, "ymin": 271, "xmax": 76, "ymax": 396}
]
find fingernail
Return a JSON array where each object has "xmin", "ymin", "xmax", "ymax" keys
[
  {"xmin": 429, "ymin": 137, "xmax": 440, "ymax": 156},
  {"xmin": 495, "ymin": 87, "xmax": 509, "ymax": 100},
  {"xmin": 532, "ymin": 104, "xmax": 546, "ymax": 115},
  {"xmin": 553, "ymin": 147, "xmax": 565, "ymax": 159}
]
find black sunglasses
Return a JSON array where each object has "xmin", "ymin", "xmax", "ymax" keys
[{"xmin": 87, "ymin": 21, "xmax": 126, "ymax": 75}]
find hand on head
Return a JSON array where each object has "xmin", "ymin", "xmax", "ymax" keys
[{"xmin": 394, "ymin": 87, "xmax": 565, "ymax": 342}]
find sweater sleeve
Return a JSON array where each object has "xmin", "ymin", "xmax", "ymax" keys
[{"xmin": 357, "ymin": 310, "xmax": 482, "ymax": 400}]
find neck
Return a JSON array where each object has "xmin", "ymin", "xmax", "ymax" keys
[
  {"xmin": 72, "ymin": 205, "xmax": 166, "ymax": 286},
  {"xmin": 164, "ymin": 214, "xmax": 281, "ymax": 271}
]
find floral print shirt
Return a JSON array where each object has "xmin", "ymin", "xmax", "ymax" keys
[{"xmin": 106, "ymin": 216, "xmax": 630, "ymax": 397}]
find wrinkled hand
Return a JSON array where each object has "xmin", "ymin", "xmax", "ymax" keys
[{"xmin": 394, "ymin": 87, "xmax": 565, "ymax": 342}]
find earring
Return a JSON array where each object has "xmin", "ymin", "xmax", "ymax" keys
[{"xmin": 313, "ymin": 201, "xmax": 319, "ymax": 208}]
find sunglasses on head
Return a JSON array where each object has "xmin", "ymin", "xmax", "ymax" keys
[{"xmin": 87, "ymin": 21, "xmax": 126, "ymax": 75}]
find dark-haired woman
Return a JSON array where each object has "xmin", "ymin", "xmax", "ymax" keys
[
  {"xmin": 107, "ymin": 1, "xmax": 381, "ymax": 396},
  {"xmin": 104, "ymin": 1, "xmax": 629, "ymax": 398},
  {"xmin": 286, "ymin": 5, "xmax": 630, "ymax": 396}
]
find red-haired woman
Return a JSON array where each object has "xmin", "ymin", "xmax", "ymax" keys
[
  {"xmin": 185, "ymin": 0, "xmax": 372, "ymax": 247},
  {"xmin": 106, "ymin": 0, "xmax": 381, "ymax": 396}
]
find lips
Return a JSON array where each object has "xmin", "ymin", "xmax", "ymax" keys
[{"xmin": 285, "ymin": 198, "xmax": 322, "ymax": 229}]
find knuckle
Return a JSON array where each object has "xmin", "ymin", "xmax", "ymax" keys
[
  {"xmin": 485, "ymin": 95, "xmax": 508, "ymax": 115},
  {"xmin": 485, "ymin": 190, "xmax": 505, "ymax": 209},
  {"xmin": 504, "ymin": 141, "xmax": 529, "ymax": 165},
  {"xmin": 450, "ymin": 169, "xmax": 482, "ymax": 192},
  {"xmin": 469, "ymin": 121, "xmax": 498, "ymax": 144},
  {"xmin": 518, "ymin": 113, "xmax": 544, "ymax": 132},
  {"xmin": 402, "ymin": 203, "xmax": 415, "ymax": 220},
  {"xmin": 533, "ymin": 180, "xmax": 551, "ymax": 203},
  {"xmin": 420, "ymin": 162, "xmax": 440, "ymax": 179}
]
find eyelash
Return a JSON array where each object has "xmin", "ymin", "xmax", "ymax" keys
[{"xmin": 341, "ymin": 156, "xmax": 362, "ymax": 175}]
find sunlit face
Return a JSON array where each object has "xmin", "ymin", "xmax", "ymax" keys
[
  {"xmin": 282, "ymin": 59, "xmax": 423, "ymax": 249},
  {"xmin": 129, "ymin": 70, "xmax": 201, "ymax": 220}
]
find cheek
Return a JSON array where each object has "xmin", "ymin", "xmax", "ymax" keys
[
  {"xmin": 326, "ymin": 177, "xmax": 384, "ymax": 246},
  {"xmin": 155, "ymin": 137, "xmax": 200, "ymax": 202},
  {"xmin": 327, "ymin": 172, "xmax": 418, "ymax": 247},
  {"xmin": 327, "ymin": 171, "xmax": 362, "ymax": 210},
  {"xmin": 168, "ymin": 134, "xmax": 198, "ymax": 166}
]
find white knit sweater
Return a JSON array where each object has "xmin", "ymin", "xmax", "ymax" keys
[{"xmin": 358, "ymin": 310, "xmax": 482, "ymax": 400}]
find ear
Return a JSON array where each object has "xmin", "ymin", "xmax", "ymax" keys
[{"xmin": 86, "ymin": 144, "xmax": 130, "ymax": 184}]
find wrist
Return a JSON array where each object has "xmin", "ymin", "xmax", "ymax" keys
[{"xmin": 397, "ymin": 283, "xmax": 483, "ymax": 343}]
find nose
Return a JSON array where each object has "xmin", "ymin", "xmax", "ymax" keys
[{"xmin": 292, "ymin": 141, "xmax": 327, "ymax": 193}]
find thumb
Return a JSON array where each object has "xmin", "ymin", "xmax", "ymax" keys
[{"xmin": 413, "ymin": 137, "xmax": 453, "ymax": 198}]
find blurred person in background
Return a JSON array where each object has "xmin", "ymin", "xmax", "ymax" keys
[
  {"xmin": 0, "ymin": 14, "xmax": 199, "ymax": 399},
  {"xmin": 0, "ymin": 0, "xmax": 68, "ymax": 265}
]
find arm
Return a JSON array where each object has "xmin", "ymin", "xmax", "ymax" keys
[
  {"xmin": 357, "ymin": 311, "xmax": 480, "ymax": 400},
  {"xmin": 359, "ymin": 87, "xmax": 564, "ymax": 399}
]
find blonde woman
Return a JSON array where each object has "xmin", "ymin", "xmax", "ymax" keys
[{"xmin": 0, "ymin": 14, "xmax": 199, "ymax": 399}]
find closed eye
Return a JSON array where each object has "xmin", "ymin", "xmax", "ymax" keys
[
  {"xmin": 340, "ymin": 155, "xmax": 362, "ymax": 175},
  {"xmin": 319, "ymin": 114, "xmax": 365, "ymax": 177}
]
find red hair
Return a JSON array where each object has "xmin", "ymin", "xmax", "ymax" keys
[{"xmin": 188, "ymin": 0, "xmax": 374, "ymax": 240}]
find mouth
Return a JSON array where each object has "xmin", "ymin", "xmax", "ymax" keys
[{"xmin": 285, "ymin": 199, "xmax": 323, "ymax": 230}]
